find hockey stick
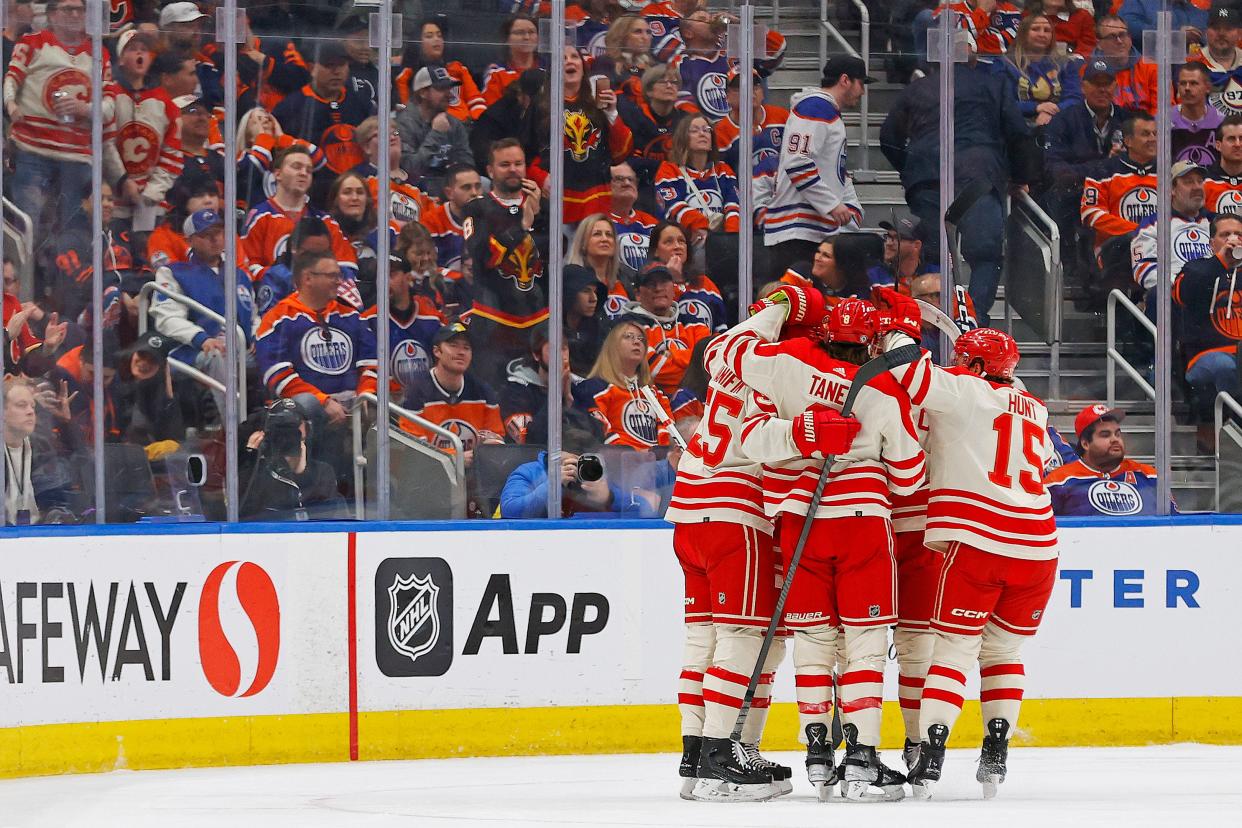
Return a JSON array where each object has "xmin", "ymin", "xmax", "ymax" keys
[
  {"xmin": 638, "ymin": 385, "xmax": 688, "ymax": 450},
  {"xmin": 729, "ymin": 342, "xmax": 923, "ymax": 741}
]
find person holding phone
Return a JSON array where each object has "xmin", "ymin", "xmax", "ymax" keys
[{"xmin": 531, "ymin": 46, "xmax": 634, "ymax": 229}]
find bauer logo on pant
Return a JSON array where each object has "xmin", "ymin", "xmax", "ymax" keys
[{"xmin": 375, "ymin": 557, "xmax": 454, "ymax": 677}]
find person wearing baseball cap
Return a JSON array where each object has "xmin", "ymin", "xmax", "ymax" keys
[
  {"xmin": 271, "ymin": 38, "xmax": 373, "ymax": 149},
  {"xmin": 1130, "ymin": 158, "xmax": 1211, "ymax": 294},
  {"xmin": 160, "ymin": 2, "xmax": 206, "ymax": 50},
  {"xmin": 395, "ymin": 63, "xmax": 473, "ymax": 193},
  {"xmin": 617, "ymin": 261, "xmax": 711, "ymax": 397},
  {"xmin": 870, "ymin": 216, "xmax": 939, "ymax": 293},
  {"xmin": 762, "ymin": 53, "xmax": 869, "ymax": 277},
  {"xmin": 1203, "ymin": 5, "xmax": 1242, "ymax": 71},
  {"xmin": 150, "ymin": 208, "xmax": 255, "ymax": 423},
  {"xmin": 1044, "ymin": 404, "xmax": 1169, "ymax": 516},
  {"xmin": 719, "ymin": 66, "xmax": 789, "ymax": 180},
  {"xmin": 367, "ymin": 254, "xmax": 442, "ymax": 396},
  {"xmin": 400, "ymin": 321, "xmax": 505, "ymax": 466}
]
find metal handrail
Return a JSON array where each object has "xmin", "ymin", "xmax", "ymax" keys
[
  {"xmin": 351, "ymin": 391, "xmax": 466, "ymax": 519},
  {"xmin": 2, "ymin": 198, "xmax": 34, "ymax": 290},
  {"xmin": 1011, "ymin": 189, "xmax": 1063, "ymax": 398},
  {"xmin": 851, "ymin": 0, "xmax": 870, "ymax": 170},
  {"xmin": 1106, "ymin": 289, "xmax": 1157, "ymax": 407},
  {"xmin": 1215, "ymin": 391, "xmax": 1242, "ymax": 513},
  {"xmin": 137, "ymin": 281, "xmax": 249, "ymax": 417},
  {"xmin": 815, "ymin": 1, "xmax": 870, "ymax": 170},
  {"xmin": 819, "ymin": 0, "xmax": 861, "ymax": 64}
]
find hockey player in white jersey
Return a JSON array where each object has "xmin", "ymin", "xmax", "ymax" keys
[
  {"xmin": 667, "ymin": 287, "xmax": 864, "ymax": 802},
  {"xmin": 763, "ymin": 56, "xmax": 871, "ymax": 276},
  {"xmin": 871, "ymin": 287, "xmax": 1059, "ymax": 799},
  {"xmin": 707, "ymin": 288, "xmax": 925, "ymax": 802}
]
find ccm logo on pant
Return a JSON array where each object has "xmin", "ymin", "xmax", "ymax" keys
[{"xmin": 950, "ymin": 608, "xmax": 988, "ymax": 619}]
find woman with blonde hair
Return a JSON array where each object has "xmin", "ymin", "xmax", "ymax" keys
[
  {"xmin": 567, "ymin": 213, "xmax": 637, "ymax": 318},
  {"xmin": 598, "ymin": 14, "xmax": 655, "ymax": 102},
  {"xmin": 573, "ymin": 319, "xmax": 674, "ymax": 450},
  {"xmin": 1001, "ymin": 13, "xmax": 1082, "ymax": 128}
]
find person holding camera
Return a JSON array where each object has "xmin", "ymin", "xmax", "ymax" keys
[
  {"xmin": 498, "ymin": 427, "xmax": 658, "ymax": 518},
  {"xmin": 239, "ymin": 398, "xmax": 347, "ymax": 521}
]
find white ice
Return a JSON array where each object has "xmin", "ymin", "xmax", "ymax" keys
[{"xmin": 1, "ymin": 745, "xmax": 1240, "ymax": 828}]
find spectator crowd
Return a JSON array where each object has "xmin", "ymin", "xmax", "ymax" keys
[{"xmin": 1, "ymin": 0, "xmax": 1239, "ymax": 524}]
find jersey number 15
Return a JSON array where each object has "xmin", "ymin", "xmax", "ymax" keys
[{"xmin": 988, "ymin": 413, "xmax": 1044, "ymax": 496}]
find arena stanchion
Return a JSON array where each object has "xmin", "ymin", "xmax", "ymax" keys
[
  {"xmin": 220, "ymin": 0, "xmax": 242, "ymax": 521},
  {"xmin": 88, "ymin": 0, "xmax": 105, "ymax": 523},
  {"xmin": 729, "ymin": 343, "xmax": 922, "ymax": 742}
]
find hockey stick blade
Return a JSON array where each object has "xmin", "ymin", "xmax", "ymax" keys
[{"xmin": 729, "ymin": 343, "xmax": 922, "ymax": 741}]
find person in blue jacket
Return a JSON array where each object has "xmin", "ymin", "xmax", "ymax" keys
[{"xmin": 499, "ymin": 428, "xmax": 664, "ymax": 518}]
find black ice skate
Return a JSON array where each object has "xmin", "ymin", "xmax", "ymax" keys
[
  {"xmin": 976, "ymin": 717, "xmax": 1011, "ymax": 799},
  {"xmin": 691, "ymin": 737, "xmax": 783, "ymax": 802},
  {"xmin": 839, "ymin": 724, "xmax": 907, "ymax": 802},
  {"xmin": 678, "ymin": 735, "xmax": 701, "ymax": 800},
  {"xmin": 804, "ymin": 722, "xmax": 838, "ymax": 801},
  {"xmin": 741, "ymin": 742, "xmax": 793, "ymax": 796},
  {"xmin": 908, "ymin": 723, "xmax": 949, "ymax": 800},
  {"xmin": 902, "ymin": 738, "xmax": 919, "ymax": 774}
]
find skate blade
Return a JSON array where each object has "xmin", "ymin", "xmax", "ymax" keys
[
  {"xmin": 841, "ymin": 780, "xmax": 906, "ymax": 802},
  {"xmin": 679, "ymin": 777, "xmax": 698, "ymax": 801},
  {"xmin": 775, "ymin": 779, "xmax": 794, "ymax": 798},
  {"xmin": 910, "ymin": 781, "xmax": 935, "ymax": 800},
  {"xmin": 813, "ymin": 781, "xmax": 837, "ymax": 802},
  {"xmin": 690, "ymin": 778, "xmax": 782, "ymax": 803},
  {"xmin": 980, "ymin": 775, "xmax": 1001, "ymax": 800}
]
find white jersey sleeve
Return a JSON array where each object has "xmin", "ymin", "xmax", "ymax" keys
[{"xmin": 884, "ymin": 337, "xmax": 1058, "ymax": 560}]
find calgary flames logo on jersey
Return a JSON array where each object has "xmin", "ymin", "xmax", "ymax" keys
[
  {"xmin": 487, "ymin": 230, "xmax": 543, "ymax": 292},
  {"xmin": 1119, "ymin": 186, "xmax": 1158, "ymax": 224},
  {"xmin": 42, "ymin": 68, "xmax": 90, "ymax": 118},
  {"xmin": 117, "ymin": 121, "xmax": 160, "ymax": 176},
  {"xmin": 620, "ymin": 397, "xmax": 660, "ymax": 445},
  {"xmin": 565, "ymin": 110, "xmax": 602, "ymax": 162}
]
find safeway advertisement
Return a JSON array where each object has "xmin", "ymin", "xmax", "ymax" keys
[{"xmin": 0, "ymin": 533, "xmax": 347, "ymax": 727}]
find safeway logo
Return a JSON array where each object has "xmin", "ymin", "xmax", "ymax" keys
[{"xmin": 198, "ymin": 561, "xmax": 281, "ymax": 698}]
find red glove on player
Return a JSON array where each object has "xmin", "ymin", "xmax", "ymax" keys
[
  {"xmin": 870, "ymin": 286, "xmax": 922, "ymax": 340},
  {"xmin": 791, "ymin": 404, "xmax": 862, "ymax": 459},
  {"xmin": 748, "ymin": 285, "xmax": 828, "ymax": 328}
]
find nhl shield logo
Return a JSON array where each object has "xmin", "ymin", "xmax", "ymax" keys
[{"xmin": 387, "ymin": 572, "xmax": 442, "ymax": 664}]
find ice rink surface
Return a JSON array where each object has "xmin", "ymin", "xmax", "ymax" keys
[{"xmin": 2, "ymin": 745, "xmax": 1240, "ymax": 828}]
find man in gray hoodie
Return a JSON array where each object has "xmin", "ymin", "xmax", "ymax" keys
[{"xmin": 397, "ymin": 64, "xmax": 475, "ymax": 194}]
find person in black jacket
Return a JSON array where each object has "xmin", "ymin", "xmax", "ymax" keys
[
  {"xmin": 1042, "ymin": 65, "xmax": 1139, "ymax": 285},
  {"xmin": 1172, "ymin": 212, "xmax": 1242, "ymax": 438},
  {"xmin": 469, "ymin": 68, "xmax": 545, "ymax": 172},
  {"xmin": 880, "ymin": 47, "xmax": 1038, "ymax": 326},
  {"xmin": 239, "ymin": 398, "xmax": 347, "ymax": 521}
]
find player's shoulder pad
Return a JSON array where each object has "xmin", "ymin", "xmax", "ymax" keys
[{"xmin": 792, "ymin": 93, "xmax": 841, "ymax": 124}]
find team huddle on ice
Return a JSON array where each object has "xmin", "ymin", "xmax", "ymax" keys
[{"xmin": 666, "ymin": 285, "xmax": 1059, "ymax": 803}]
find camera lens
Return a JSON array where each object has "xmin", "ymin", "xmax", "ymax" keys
[{"xmin": 576, "ymin": 454, "xmax": 604, "ymax": 483}]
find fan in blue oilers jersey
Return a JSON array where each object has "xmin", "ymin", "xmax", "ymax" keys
[
  {"xmin": 609, "ymin": 162, "xmax": 660, "ymax": 272},
  {"xmin": 1044, "ymin": 404, "xmax": 1171, "ymax": 516},
  {"xmin": 255, "ymin": 249, "xmax": 378, "ymax": 433},
  {"xmin": 646, "ymin": 220, "xmax": 727, "ymax": 333},
  {"xmin": 715, "ymin": 67, "xmax": 788, "ymax": 181},
  {"xmin": 670, "ymin": 9, "xmax": 732, "ymax": 122},
  {"xmin": 363, "ymin": 255, "xmax": 443, "ymax": 399}
]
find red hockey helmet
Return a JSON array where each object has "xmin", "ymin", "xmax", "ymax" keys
[
  {"xmin": 952, "ymin": 328, "xmax": 1021, "ymax": 379},
  {"xmin": 824, "ymin": 298, "xmax": 877, "ymax": 345}
]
